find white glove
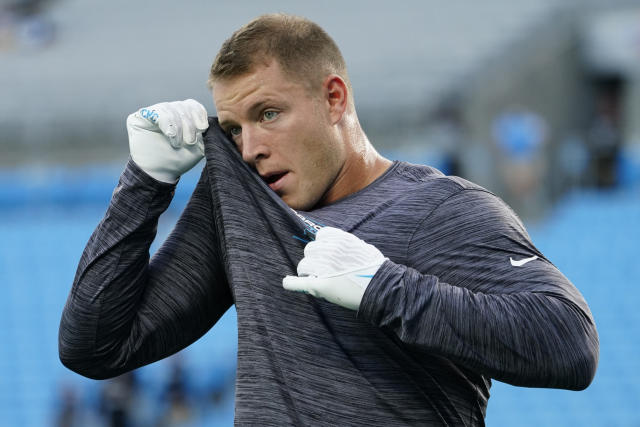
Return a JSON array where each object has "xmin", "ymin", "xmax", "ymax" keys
[
  {"xmin": 283, "ymin": 227, "xmax": 387, "ymax": 311},
  {"xmin": 126, "ymin": 99, "xmax": 208, "ymax": 183}
]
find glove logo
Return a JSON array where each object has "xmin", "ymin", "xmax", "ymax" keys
[{"xmin": 140, "ymin": 108, "xmax": 159, "ymax": 124}]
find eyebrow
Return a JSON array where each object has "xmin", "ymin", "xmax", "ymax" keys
[
  {"xmin": 218, "ymin": 118, "xmax": 235, "ymax": 131},
  {"xmin": 219, "ymin": 99, "xmax": 277, "ymax": 130},
  {"xmin": 247, "ymin": 99, "xmax": 274, "ymax": 119}
]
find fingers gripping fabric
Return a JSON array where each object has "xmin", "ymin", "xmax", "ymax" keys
[
  {"xmin": 282, "ymin": 227, "xmax": 387, "ymax": 311},
  {"xmin": 127, "ymin": 99, "xmax": 207, "ymax": 183},
  {"xmin": 297, "ymin": 227, "xmax": 385, "ymax": 277}
]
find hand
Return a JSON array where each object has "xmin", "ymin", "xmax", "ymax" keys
[
  {"xmin": 283, "ymin": 227, "xmax": 387, "ymax": 311},
  {"xmin": 126, "ymin": 99, "xmax": 208, "ymax": 183}
]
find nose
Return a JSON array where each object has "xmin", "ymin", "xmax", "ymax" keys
[{"xmin": 240, "ymin": 125, "xmax": 269, "ymax": 165}]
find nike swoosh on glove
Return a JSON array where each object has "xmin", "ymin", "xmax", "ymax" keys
[{"xmin": 283, "ymin": 227, "xmax": 387, "ymax": 311}]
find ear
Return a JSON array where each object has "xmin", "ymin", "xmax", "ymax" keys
[{"xmin": 322, "ymin": 75, "xmax": 348, "ymax": 124}]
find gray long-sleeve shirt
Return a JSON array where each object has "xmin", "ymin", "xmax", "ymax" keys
[{"xmin": 59, "ymin": 119, "xmax": 599, "ymax": 426}]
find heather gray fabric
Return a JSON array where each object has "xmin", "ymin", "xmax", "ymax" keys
[{"xmin": 60, "ymin": 119, "xmax": 599, "ymax": 426}]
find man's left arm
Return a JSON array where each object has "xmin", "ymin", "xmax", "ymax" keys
[{"xmin": 285, "ymin": 189, "xmax": 599, "ymax": 390}]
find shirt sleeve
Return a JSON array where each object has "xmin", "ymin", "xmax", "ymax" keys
[
  {"xmin": 59, "ymin": 159, "xmax": 233, "ymax": 380},
  {"xmin": 358, "ymin": 188, "xmax": 599, "ymax": 391}
]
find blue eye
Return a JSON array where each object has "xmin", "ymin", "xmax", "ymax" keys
[
  {"xmin": 263, "ymin": 110, "xmax": 278, "ymax": 121},
  {"xmin": 229, "ymin": 127, "xmax": 241, "ymax": 136}
]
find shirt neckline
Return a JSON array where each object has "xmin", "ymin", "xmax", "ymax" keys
[{"xmin": 301, "ymin": 160, "xmax": 401, "ymax": 214}]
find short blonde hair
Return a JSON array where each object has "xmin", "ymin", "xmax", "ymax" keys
[{"xmin": 208, "ymin": 13, "xmax": 351, "ymax": 94}]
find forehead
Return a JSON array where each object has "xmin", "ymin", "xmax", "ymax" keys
[
  {"xmin": 212, "ymin": 61, "xmax": 317, "ymax": 116},
  {"xmin": 215, "ymin": 63, "xmax": 285, "ymax": 101}
]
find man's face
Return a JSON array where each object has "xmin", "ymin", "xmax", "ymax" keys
[{"xmin": 212, "ymin": 60, "xmax": 345, "ymax": 210}]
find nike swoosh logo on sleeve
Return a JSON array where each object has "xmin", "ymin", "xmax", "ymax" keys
[{"xmin": 510, "ymin": 255, "xmax": 538, "ymax": 267}]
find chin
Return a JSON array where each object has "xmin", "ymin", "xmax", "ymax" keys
[
  {"xmin": 282, "ymin": 199, "xmax": 305, "ymax": 210},
  {"xmin": 282, "ymin": 194, "xmax": 316, "ymax": 211}
]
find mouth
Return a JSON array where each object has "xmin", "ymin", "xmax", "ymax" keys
[{"xmin": 261, "ymin": 170, "xmax": 289, "ymax": 192}]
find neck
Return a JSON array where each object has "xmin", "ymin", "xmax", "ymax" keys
[{"xmin": 317, "ymin": 120, "xmax": 392, "ymax": 207}]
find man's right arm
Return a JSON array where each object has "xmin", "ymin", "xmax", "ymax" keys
[
  {"xmin": 59, "ymin": 161, "xmax": 232, "ymax": 379},
  {"xmin": 59, "ymin": 101, "xmax": 233, "ymax": 380}
]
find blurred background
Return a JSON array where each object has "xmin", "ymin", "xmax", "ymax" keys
[{"xmin": 1, "ymin": 0, "xmax": 639, "ymax": 425}]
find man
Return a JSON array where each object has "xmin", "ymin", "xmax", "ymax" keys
[{"xmin": 60, "ymin": 14, "xmax": 599, "ymax": 425}]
